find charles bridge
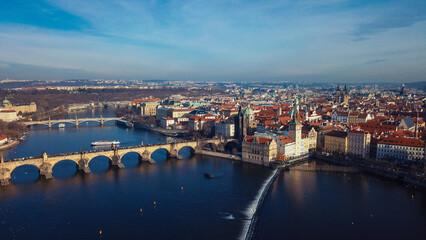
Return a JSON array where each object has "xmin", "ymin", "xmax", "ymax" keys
[{"xmin": 0, "ymin": 138, "xmax": 236, "ymax": 186}]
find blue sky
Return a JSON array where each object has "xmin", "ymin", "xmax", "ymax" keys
[{"xmin": 0, "ymin": 0, "xmax": 425, "ymax": 82}]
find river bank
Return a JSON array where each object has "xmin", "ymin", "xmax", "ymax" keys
[
  {"xmin": 0, "ymin": 140, "xmax": 20, "ymax": 151},
  {"xmin": 314, "ymin": 153, "xmax": 426, "ymax": 189},
  {"xmin": 133, "ymin": 122, "xmax": 187, "ymax": 137}
]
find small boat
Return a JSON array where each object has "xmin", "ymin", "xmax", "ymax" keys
[
  {"xmin": 91, "ymin": 140, "xmax": 120, "ymax": 146},
  {"xmin": 204, "ymin": 173, "xmax": 214, "ymax": 179},
  {"xmin": 58, "ymin": 123, "xmax": 66, "ymax": 128}
]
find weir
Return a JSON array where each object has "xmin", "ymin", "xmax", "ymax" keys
[{"xmin": 241, "ymin": 168, "xmax": 282, "ymax": 240}]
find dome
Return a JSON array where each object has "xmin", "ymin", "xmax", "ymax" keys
[
  {"xmin": 243, "ymin": 107, "xmax": 254, "ymax": 115},
  {"xmin": 3, "ymin": 99, "xmax": 10, "ymax": 105}
]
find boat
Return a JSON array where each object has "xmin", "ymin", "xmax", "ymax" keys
[
  {"xmin": 91, "ymin": 140, "xmax": 120, "ymax": 146},
  {"xmin": 204, "ymin": 173, "xmax": 214, "ymax": 179},
  {"xmin": 58, "ymin": 123, "xmax": 66, "ymax": 128}
]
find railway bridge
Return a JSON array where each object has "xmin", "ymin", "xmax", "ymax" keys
[{"xmin": 0, "ymin": 138, "xmax": 237, "ymax": 186}]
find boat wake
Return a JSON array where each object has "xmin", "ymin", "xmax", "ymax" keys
[
  {"xmin": 239, "ymin": 169, "xmax": 281, "ymax": 240},
  {"xmin": 220, "ymin": 212, "xmax": 235, "ymax": 220}
]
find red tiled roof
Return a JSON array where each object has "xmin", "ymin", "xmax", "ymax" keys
[
  {"xmin": 277, "ymin": 135, "xmax": 294, "ymax": 144},
  {"xmin": 378, "ymin": 136, "xmax": 424, "ymax": 147}
]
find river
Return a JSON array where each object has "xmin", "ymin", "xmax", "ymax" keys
[{"xmin": 0, "ymin": 109, "xmax": 425, "ymax": 240}]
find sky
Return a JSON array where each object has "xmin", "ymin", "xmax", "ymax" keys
[{"xmin": 0, "ymin": 0, "xmax": 425, "ymax": 82}]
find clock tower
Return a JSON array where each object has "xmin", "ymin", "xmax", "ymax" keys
[{"xmin": 289, "ymin": 100, "xmax": 302, "ymax": 156}]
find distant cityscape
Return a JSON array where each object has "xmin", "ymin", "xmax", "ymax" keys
[{"xmin": 0, "ymin": 80, "xmax": 425, "ymax": 184}]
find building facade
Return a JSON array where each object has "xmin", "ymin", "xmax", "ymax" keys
[
  {"xmin": 347, "ymin": 130, "xmax": 371, "ymax": 159},
  {"xmin": 215, "ymin": 121, "xmax": 235, "ymax": 138},
  {"xmin": 324, "ymin": 131, "xmax": 348, "ymax": 154},
  {"xmin": 242, "ymin": 136, "xmax": 277, "ymax": 166},
  {"xmin": 376, "ymin": 136, "xmax": 424, "ymax": 162},
  {"xmin": 0, "ymin": 110, "xmax": 18, "ymax": 122}
]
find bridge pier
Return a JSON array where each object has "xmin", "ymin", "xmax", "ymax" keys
[
  {"xmin": 111, "ymin": 155, "xmax": 125, "ymax": 168},
  {"xmin": 39, "ymin": 163, "xmax": 53, "ymax": 180},
  {"xmin": 141, "ymin": 151, "xmax": 156, "ymax": 164},
  {"xmin": 78, "ymin": 159, "xmax": 91, "ymax": 173},
  {"xmin": 0, "ymin": 168, "xmax": 11, "ymax": 186}
]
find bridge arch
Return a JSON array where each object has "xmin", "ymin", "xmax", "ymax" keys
[
  {"xmin": 51, "ymin": 121, "xmax": 77, "ymax": 127},
  {"xmin": 150, "ymin": 148, "xmax": 171, "ymax": 162},
  {"xmin": 224, "ymin": 140, "xmax": 240, "ymax": 154},
  {"xmin": 200, "ymin": 142, "xmax": 218, "ymax": 152},
  {"xmin": 26, "ymin": 123, "xmax": 50, "ymax": 128},
  {"xmin": 120, "ymin": 151, "xmax": 143, "ymax": 168},
  {"xmin": 52, "ymin": 159, "xmax": 79, "ymax": 179},
  {"xmin": 10, "ymin": 164, "xmax": 40, "ymax": 184},
  {"xmin": 178, "ymin": 146, "xmax": 196, "ymax": 159},
  {"xmin": 103, "ymin": 119, "xmax": 118, "ymax": 124},
  {"xmin": 78, "ymin": 120, "xmax": 102, "ymax": 126},
  {"xmin": 88, "ymin": 155, "xmax": 113, "ymax": 173}
]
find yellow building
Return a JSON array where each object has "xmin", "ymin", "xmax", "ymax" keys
[
  {"xmin": 2, "ymin": 99, "xmax": 37, "ymax": 114},
  {"xmin": 242, "ymin": 136, "xmax": 277, "ymax": 166},
  {"xmin": 324, "ymin": 131, "xmax": 348, "ymax": 154},
  {"xmin": 141, "ymin": 102, "xmax": 158, "ymax": 116}
]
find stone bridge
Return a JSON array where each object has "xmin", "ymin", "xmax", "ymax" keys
[
  {"xmin": 24, "ymin": 117, "xmax": 122, "ymax": 128},
  {"xmin": 0, "ymin": 138, "xmax": 237, "ymax": 186}
]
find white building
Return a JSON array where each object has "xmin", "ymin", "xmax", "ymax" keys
[
  {"xmin": 215, "ymin": 121, "xmax": 235, "ymax": 138},
  {"xmin": 376, "ymin": 136, "xmax": 424, "ymax": 162},
  {"xmin": 347, "ymin": 130, "xmax": 371, "ymax": 159},
  {"xmin": 0, "ymin": 110, "xmax": 18, "ymax": 122},
  {"xmin": 160, "ymin": 117, "xmax": 175, "ymax": 129},
  {"xmin": 331, "ymin": 111, "xmax": 348, "ymax": 122}
]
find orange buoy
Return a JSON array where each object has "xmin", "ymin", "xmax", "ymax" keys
[
  {"xmin": 154, "ymin": 201, "xmax": 156, "ymax": 205},
  {"xmin": 181, "ymin": 187, "xmax": 184, "ymax": 190},
  {"xmin": 140, "ymin": 209, "xmax": 143, "ymax": 212},
  {"xmin": 100, "ymin": 230, "xmax": 102, "ymax": 235}
]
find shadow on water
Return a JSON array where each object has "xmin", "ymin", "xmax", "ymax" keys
[
  {"xmin": 7, "ymin": 151, "xmax": 194, "ymax": 187},
  {"xmin": 178, "ymin": 146, "xmax": 195, "ymax": 159},
  {"xmin": 10, "ymin": 165, "xmax": 40, "ymax": 184},
  {"xmin": 52, "ymin": 160, "xmax": 78, "ymax": 179},
  {"xmin": 89, "ymin": 156, "xmax": 112, "ymax": 173}
]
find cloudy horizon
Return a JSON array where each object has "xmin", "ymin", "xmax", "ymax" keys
[{"xmin": 0, "ymin": 0, "xmax": 425, "ymax": 82}]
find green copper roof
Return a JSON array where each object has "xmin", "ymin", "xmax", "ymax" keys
[
  {"xmin": 288, "ymin": 118, "xmax": 301, "ymax": 125},
  {"xmin": 243, "ymin": 107, "xmax": 254, "ymax": 115},
  {"xmin": 3, "ymin": 99, "xmax": 10, "ymax": 105}
]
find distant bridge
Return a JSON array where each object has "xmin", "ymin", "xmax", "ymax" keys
[
  {"xmin": 0, "ymin": 138, "xmax": 237, "ymax": 186},
  {"xmin": 24, "ymin": 117, "xmax": 122, "ymax": 128}
]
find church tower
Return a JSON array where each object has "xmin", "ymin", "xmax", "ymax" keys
[
  {"xmin": 289, "ymin": 100, "xmax": 302, "ymax": 156},
  {"xmin": 277, "ymin": 104, "xmax": 282, "ymax": 116},
  {"xmin": 234, "ymin": 106, "xmax": 244, "ymax": 142},
  {"xmin": 243, "ymin": 105, "xmax": 254, "ymax": 137}
]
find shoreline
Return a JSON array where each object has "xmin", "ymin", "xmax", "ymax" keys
[
  {"xmin": 0, "ymin": 140, "xmax": 20, "ymax": 151},
  {"xmin": 314, "ymin": 154, "xmax": 426, "ymax": 189}
]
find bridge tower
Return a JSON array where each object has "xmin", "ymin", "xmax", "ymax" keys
[
  {"xmin": 75, "ymin": 116, "xmax": 79, "ymax": 128},
  {"xmin": 48, "ymin": 117, "xmax": 52, "ymax": 128},
  {"xmin": 0, "ymin": 155, "xmax": 11, "ymax": 186},
  {"xmin": 100, "ymin": 115, "xmax": 104, "ymax": 126}
]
